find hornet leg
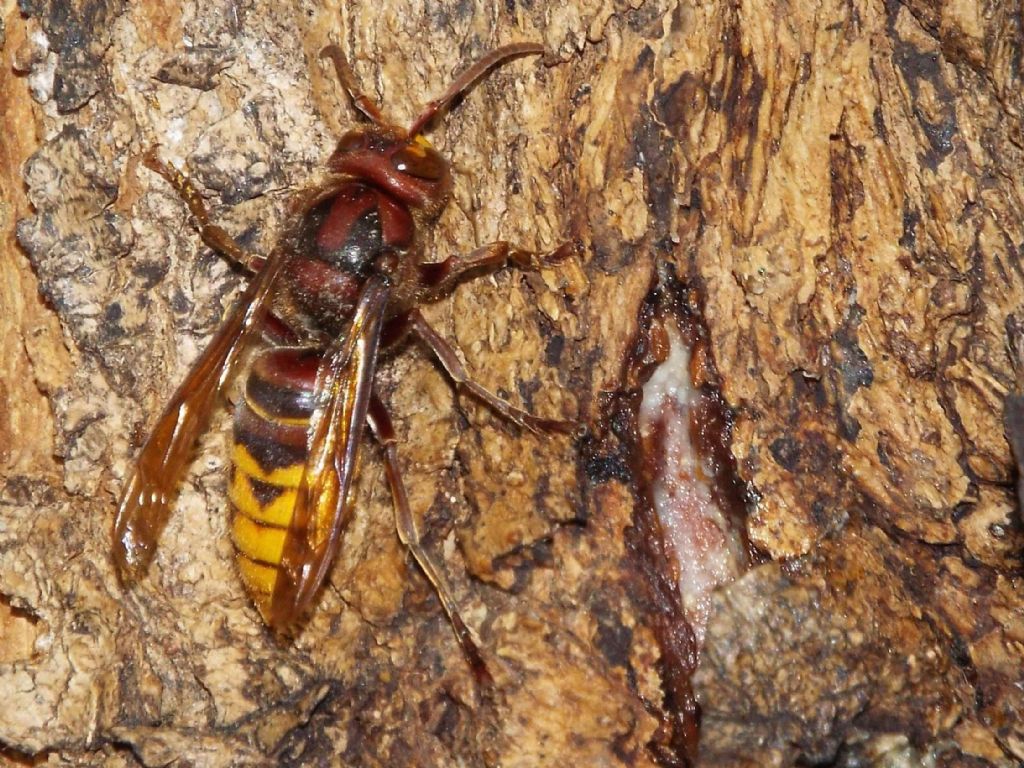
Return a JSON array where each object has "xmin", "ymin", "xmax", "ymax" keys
[
  {"xmin": 419, "ymin": 240, "xmax": 576, "ymax": 301},
  {"xmin": 367, "ymin": 395, "xmax": 493, "ymax": 687},
  {"xmin": 410, "ymin": 310, "xmax": 575, "ymax": 435},
  {"xmin": 143, "ymin": 147, "xmax": 266, "ymax": 274}
]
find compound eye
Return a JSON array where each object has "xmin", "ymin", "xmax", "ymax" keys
[
  {"xmin": 336, "ymin": 130, "xmax": 365, "ymax": 153},
  {"xmin": 391, "ymin": 142, "xmax": 445, "ymax": 181}
]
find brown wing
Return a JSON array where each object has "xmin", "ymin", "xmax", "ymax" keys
[
  {"xmin": 113, "ymin": 250, "xmax": 290, "ymax": 581},
  {"xmin": 268, "ymin": 277, "xmax": 390, "ymax": 628}
]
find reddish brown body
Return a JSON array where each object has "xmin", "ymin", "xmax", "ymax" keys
[
  {"xmin": 112, "ymin": 42, "xmax": 573, "ymax": 679},
  {"xmin": 225, "ymin": 124, "xmax": 462, "ymax": 619}
]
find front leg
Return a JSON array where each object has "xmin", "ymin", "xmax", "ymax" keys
[
  {"xmin": 144, "ymin": 148, "xmax": 299, "ymax": 345},
  {"xmin": 143, "ymin": 147, "xmax": 266, "ymax": 274},
  {"xmin": 418, "ymin": 240, "xmax": 576, "ymax": 302}
]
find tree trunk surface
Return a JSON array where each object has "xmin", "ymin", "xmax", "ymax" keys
[{"xmin": 1, "ymin": 0, "xmax": 1022, "ymax": 766}]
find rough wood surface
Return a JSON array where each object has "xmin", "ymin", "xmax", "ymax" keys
[{"xmin": 1, "ymin": 0, "xmax": 1022, "ymax": 766}]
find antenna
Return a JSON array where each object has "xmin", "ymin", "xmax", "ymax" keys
[
  {"xmin": 408, "ymin": 42, "xmax": 545, "ymax": 137},
  {"xmin": 321, "ymin": 45, "xmax": 392, "ymax": 127}
]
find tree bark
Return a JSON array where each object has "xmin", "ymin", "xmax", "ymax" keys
[{"xmin": 1, "ymin": 0, "xmax": 1022, "ymax": 766}]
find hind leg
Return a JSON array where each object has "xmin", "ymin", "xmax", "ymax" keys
[{"xmin": 367, "ymin": 395, "xmax": 493, "ymax": 686}]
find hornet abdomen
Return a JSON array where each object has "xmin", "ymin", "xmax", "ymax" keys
[{"xmin": 229, "ymin": 347, "xmax": 320, "ymax": 619}]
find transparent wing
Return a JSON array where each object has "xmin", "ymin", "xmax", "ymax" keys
[
  {"xmin": 113, "ymin": 250, "xmax": 289, "ymax": 580},
  {"xmin": 268, "ymin": 277, "xmax": 390, "ymax": 628}
]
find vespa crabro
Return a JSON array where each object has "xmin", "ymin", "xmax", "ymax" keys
[{"xmin": 113, "ymin": 41, "xmax": 575, "ymax": 680}]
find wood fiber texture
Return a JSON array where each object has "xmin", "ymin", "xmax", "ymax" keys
[{"xmin": 0, "ymin": 0, "xmax": 1022, "ymax": 767}]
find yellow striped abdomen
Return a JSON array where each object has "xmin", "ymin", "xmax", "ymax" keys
[{"xmin": 230, "ymin": 347, "xmax": 321, "ymax": 622}]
